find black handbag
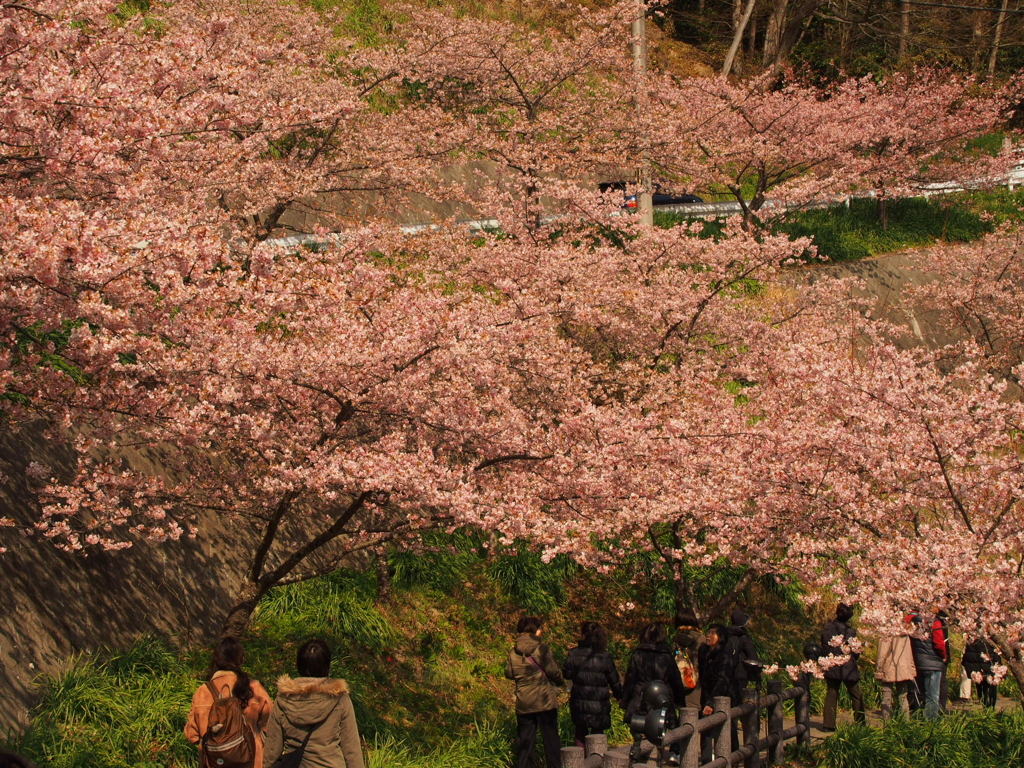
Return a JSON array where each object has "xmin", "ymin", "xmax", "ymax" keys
[{"xmin": 271, "ymin": 697, "xmax": 341, "ymax": 768}]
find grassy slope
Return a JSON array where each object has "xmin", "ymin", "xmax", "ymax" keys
[{"xmin": 657, "ymin": 188, "xmax": 1024, "ymax": 263}]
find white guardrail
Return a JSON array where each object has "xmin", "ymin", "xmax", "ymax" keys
[{"xmin": 267, "ymin": 167, "xmax": 1024, "ymax": 249}]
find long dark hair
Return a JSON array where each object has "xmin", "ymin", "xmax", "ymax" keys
[
  {"xmin": 580, "ymin": 621, "xmax": 606, "ymax": 652},
  {"xmin": 639, "ymin": 623, "xmax": 664, "ymax": 645},
  {"xmin": 208, "ymin": 637, "xmax": 254, "ymax": 708}
]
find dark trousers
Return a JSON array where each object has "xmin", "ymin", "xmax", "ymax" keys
[
  {"xmin": 978, "ymin": 680, "xmax": 998, "ymax": 708},
  {"xmin": 823, "ymin": 679, "xmax": 864, "ymax": 730},
  {"xmin": 572, "ymin": 723, "xmax": 603, "ymax": 748},
  {"xmin": 516, "ymin": 709, "xmax": 561, "ymax": 768}
]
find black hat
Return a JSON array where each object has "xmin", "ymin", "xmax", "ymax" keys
[{"xmin": 730, "ymin": 609, "xmax": 749, "ymax": 627}]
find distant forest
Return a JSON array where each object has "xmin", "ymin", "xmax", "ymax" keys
[{"xmin": 658, "ymin": 0, "xmax": 1024, "ymax": 78}]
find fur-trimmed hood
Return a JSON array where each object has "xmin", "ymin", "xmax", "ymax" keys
[{"xmin": 274, "ymin": 676, "xmax": 350, "ymax": 727}]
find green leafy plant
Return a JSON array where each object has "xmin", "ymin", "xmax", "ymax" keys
[{"xmin": 819, "ymin": 708, "xmax": 1024, "ymax": 768}]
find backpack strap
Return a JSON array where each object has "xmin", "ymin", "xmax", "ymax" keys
[
  {"xmin": 206, "ymin": 679, "xmax": 227, "ymax": 701},
  {"xmin": 526, "ymin": 655, "xmax": 548, "ymax": 678}
]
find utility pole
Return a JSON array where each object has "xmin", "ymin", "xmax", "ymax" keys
[{"xmin": 633, "ymin": 1, "xmax": 654, "ymax": 226}]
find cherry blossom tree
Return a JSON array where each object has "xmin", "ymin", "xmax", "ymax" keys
[
  {"xmin": 745, "ymin": 292, "xmax": 1024, "ymax": 695},
  {"xmin": 644, "ymin": 70, "xmax": 1011, "ymax": 228},
  {"xmin": 0, "ymin": 0, "xmax": 822, "ymax": 637},
  {"xmin": 5, "ymin": 0, "xmax": 1024, "ymax": 650},
  {"xmin": 908, "ymin": 231, "xmax": 1024, "ymax": 381}
]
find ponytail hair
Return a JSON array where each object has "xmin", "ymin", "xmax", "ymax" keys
[
  {"xmin": 208, "ymin": 637, "xmax": 254, "ymax": 708},
  {"xmin": 581, "ymin": 621, "xmax": 607, "ymax": 653}
]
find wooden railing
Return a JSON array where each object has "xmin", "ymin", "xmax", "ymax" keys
[{"xmin": 561, "ymin": 680, "xmax": 811, "ymax": 768}]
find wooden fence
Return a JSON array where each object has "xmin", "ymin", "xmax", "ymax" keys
[{"xmin": 560, "ymin": 680, "xmax": 811, "ymax": 768}]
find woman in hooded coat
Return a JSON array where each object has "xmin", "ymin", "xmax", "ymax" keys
[{"xmin": 262, "ymin": 639, "xmax": 364, "ymax": 768}]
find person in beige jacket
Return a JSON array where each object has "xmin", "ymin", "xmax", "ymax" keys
[
  {"xmin": 505, "ymin": 616, "xmax": 563, "ymax": 768},
  {"xmin": 875, "ymin": 617, "xmax": 917, "ymax": 720},
  {"xmin": 263, "ymin": 639, "xmax": 364, "ymax": 768},
  {"xmin": 185, "ymin": 638, "xmax": 272, "ymax": 767}
]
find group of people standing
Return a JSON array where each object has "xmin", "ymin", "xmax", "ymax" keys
[
  {"xmin": 505, "ymin": 610, "xmax": 761, "ymax": 768},
  {"xmin": 184, "ymin": 637, "xmax": 364, "ymax": 768},
  {"xmin": 824, "ymin": 602, "xmax": 1003, "ymax": 727},
  {"xmin": 508, "ymin": 604, "xmax": 1008, "ymax": 768}
]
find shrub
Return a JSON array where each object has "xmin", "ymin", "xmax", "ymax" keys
[
  {"xmin": 2, "ymin": 638, "xmax": 197, "ymax": 768},
  {"xmin": 818, "ymin": 708, "xmax": 1024, "ymax": 768}
]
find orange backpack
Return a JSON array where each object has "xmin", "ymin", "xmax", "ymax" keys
[{"xmin": 201, "ymin": 680, "xmax": 256, "ymax": 768}]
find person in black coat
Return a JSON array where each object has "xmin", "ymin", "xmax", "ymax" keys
[
  {"xmin": 621, "ymin": 623, "xmax": 689, "ymax": 722},
  {"xmin": 724, "ymin": 610, "xmax": 760, "ymax": 705},
  {"xmin": 563, "ymin": 621, "xmax": 624, "ymax": 746},
  {"xmin": 820, "ymin": 603, "xmax": 864, "ymax": 730},
  {"xmin": 696, "ymin": 624, "xmax": 734, "ymax": 764},
  {"xmin": 962, "ymin": 637, "xmax": 1001, "ymax": 708},
  {"xmin": 697, "ymin": 624, "xmax": 734, "ymax": 713}
]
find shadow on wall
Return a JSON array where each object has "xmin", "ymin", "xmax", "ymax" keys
[{"xmin": 0, "ymin": 423, "xmax": 254, "ymax": 732}]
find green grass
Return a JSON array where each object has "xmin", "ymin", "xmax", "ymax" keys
[
  {"xmin": 818, "ymin": 708, "xmax": 1024, "ymax": 768},
  {"xmin": 0, "ymin": 544, "xmax": 599, "ymax": 768},
  {"xmin": 777, "ymin": 196, "xmax": 993, "ymax": 262},
  {"xmin": 0, "ymin": 534, "xmax": 827, "ymax": 768},
  {"xmin": 655, "ymin": 188, "xmax": 1024, "ymax": 263},
  {"xmin": 4, "ymin": 639, "xmax": 198, "ymax": 768}
]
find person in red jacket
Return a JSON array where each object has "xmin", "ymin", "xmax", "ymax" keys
[{"xmin": 930, "ymin": 605, "xmax": 951, "ymax": 712}]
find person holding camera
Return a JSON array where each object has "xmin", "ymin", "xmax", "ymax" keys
[{"xmin": 820, "ymin": 603, "xmax": 864, "ymax": 731}]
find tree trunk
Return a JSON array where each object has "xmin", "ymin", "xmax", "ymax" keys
[
  {"xmin": 766, "ymin": 0, "xmax": 824, "ymax": 73},
  {"xmin": 898, "ymin": 0, "xmax": 910, "ymax": 64},
  {"xmin": 989, "ymin": 0, "xmax": 1009, "ymax": 78},
  {"xmin": 839, "ymin": 0, "xmax": 850, "ymax": 69},
  {"xmin": 723, "ymin": 0, "xmax": 759, "ymax": 77},
  {"xmin": 878, "ymin": 196, "xmax": 888, "ymax": 231},
  {"xmin": 221, "ymin": 581, "xmax": 268, "ymax": 639},
  {"xmin": 971, "ymin": 9, "xmax": 986, "ymax": 74},
  {"xmin": 991, "ymin": 633, "xmax": 1024, "ymax": 703},
  {"xmin": 376, "ymin": 549, "xmax": 393, "ymax": 603},
  {"xmin": 762, "ymin": 0, "xmax": 789, "ymax": 66}
]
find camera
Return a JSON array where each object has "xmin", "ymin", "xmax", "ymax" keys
[{"xmin": 628, "ymin": 681, "xmax": 675, "ymax": 765}]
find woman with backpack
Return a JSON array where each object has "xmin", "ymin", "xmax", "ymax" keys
[
  {"xmin": 185, "ymin": 637, "xmax": 272, "ymax": 768},
  {"xmin": 562, "ymin": 621, "xmax": 623, "ymax": 748},
  {"xmin": 263, "ymin": 638, "xmax": 364, "ymax": 768}
]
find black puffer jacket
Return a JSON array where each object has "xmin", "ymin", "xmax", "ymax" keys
[
  {"xmin": 563, "ymin": 645, "xmax": 624, "ymax": 730},
  {"xmin": 820, "ymin": 620, "xmax": 861, "ymax": 683},
  {"xmin": 724, "ymin": 626, "xmax": 759, "ymax": 687},
  {"xmin": 909, "ymin": 615, "xmax": 945, "ymax": 673},
  {"xmin": 962, "ymin": 640, "xmax": 1001, "ymax": 676},
  {"xmin": 697, "ymin": 642, "xmax": 734, "ymax": 707},
  {"xmin": 621, "ymin": 642, "xmax": 688, "ymax": 719}
]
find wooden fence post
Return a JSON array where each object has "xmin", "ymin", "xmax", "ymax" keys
[
  {"xmin": 562, "ymin": 746, "xmax": 585, "ymax": 768},
  {"xmin": 585, "ymin": 733, "xmax": 608, "ymax": 759},
  {"xmin": 796, "ymin": 673, "xmax": 812, "ymax": 747},
  {"xmin": 680, "ymin": 706, "xmax": 700, "ymax": 768},
  {"xmin": 603, "ymin": 747, "xmax": 631, "ymax": 768},
  {"xmin": 713, "ymin": 695, "xmax": 732, "ymax": 763},
  {"xmin": 767, "ymin": 680, "xmax": 784, "ymax": 764},
  {"xmin": 742, "ymin": 688, "xmax": 761, "ymax": 768}
]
